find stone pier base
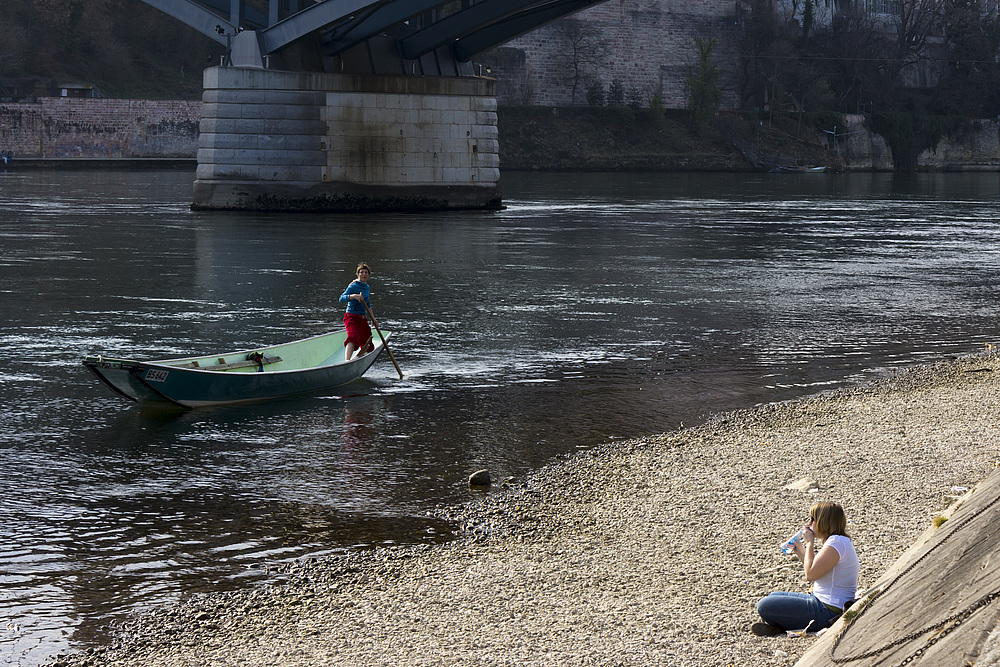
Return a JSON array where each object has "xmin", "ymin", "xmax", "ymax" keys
[{"xmin": 192, "ymin": 67, "xmax": 501, "ymax": 212}]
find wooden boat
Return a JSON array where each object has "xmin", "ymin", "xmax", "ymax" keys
[
  {"xmin": 770, "ymin": 165, "xmax": 826, "ymax": 173},
  {"xmin": 82, "ymin": 329, "xmax": 389, "ymax": 408}
]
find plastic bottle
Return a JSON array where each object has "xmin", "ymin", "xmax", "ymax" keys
[{"xmin": 780, "ymin": 529, "xmax": 804, "ymax": 554}]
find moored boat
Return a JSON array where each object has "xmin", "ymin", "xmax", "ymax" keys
[
  {"xmin": 769, "ymin": 165, "xmax": 826, "ymax": 173},
  {"xmin": 82, "ymin": 329, "xmax": 388, "ymax": 408}
]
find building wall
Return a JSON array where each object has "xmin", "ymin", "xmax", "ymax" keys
[
  {"xmin": 489, "ymin": 0, "xmax": 742, "ymax": 109},
  {"xmin": 0, "ymin": 98, "xmax": 200, "ymax": 158}
]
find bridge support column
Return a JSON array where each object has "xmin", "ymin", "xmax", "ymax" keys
[{"xmin": 193, "ymin": 67, "xmax": 501, "ymax": 212}]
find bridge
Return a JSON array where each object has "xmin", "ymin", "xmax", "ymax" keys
[{"xmin": 139, "ymin": 0, "xmax": 608, "ymax": 211}]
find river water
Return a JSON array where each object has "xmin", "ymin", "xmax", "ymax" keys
[{"xmin": 1, "ymin": 169, "xmax": 998, "ymax": 664}]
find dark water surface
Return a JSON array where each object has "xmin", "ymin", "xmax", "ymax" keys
[{"xmin": 1, "ymin": 169, "xmax": 998, "ymax": 664}]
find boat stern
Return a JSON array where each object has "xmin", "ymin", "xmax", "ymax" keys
[{"xmin": 82, "ymin": 356, "xmax": 175, "ymax": 404}]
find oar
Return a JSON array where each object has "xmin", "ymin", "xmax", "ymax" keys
[{"xmin": 362, "ymin": 299, "xmax": 403, "ymax": 379}]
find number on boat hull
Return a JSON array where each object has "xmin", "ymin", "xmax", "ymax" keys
[{"xmin": 145, "ymin": 369, "xmax": 170, "ymax": 383}]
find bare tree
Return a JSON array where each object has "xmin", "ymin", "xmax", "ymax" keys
[
  {"xmin": 737, "ymin": 0, "xmax": 780, "ymax": 112},
  {"xmin": 937, "ymin": 0, "xmax": 1000, "ymax": 115},
  {"xmin": 553, "ymin": 17, "xmax": 611, "ymax": 106},
  {"xmin": 820, "ymin": 2, "xmax": 891, "ymax": 111},
  {"xmin": 888, "ymin": 0, "xmax": 943, "ymax": 86},
  {"xmin": 814, "ymin": 0, "xmax": 942, "ymax": 111}
]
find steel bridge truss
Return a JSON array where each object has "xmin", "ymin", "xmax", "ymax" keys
[{"xmin": 140, "ymin": 0, "xmax": 609, "ymax": 70}]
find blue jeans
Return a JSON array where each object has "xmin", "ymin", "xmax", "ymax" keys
[{"xmin": 756, "ymin": 591, "xmax": 838, "ymax": 631}]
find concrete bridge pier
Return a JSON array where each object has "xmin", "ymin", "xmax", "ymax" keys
[{"xmin": 192, "ymin": 66, "xmax": 501, "ymax": 212}]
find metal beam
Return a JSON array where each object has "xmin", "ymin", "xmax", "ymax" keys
[
  {"xmin": 260, "ymin": 0, "xmax": 385, "ymax": 53},
  {"xmin": 399, "ymin": 0, "xmax": 543, "ymax": 60},
  {"xmin": 137, "ymin": 0, "xmax": 235, "ymax": 45},
  {"xmin": 138, "ymin": 0, "xmax": 613, "ymax": 66},
  {"xmin": 400, "ymin": 0, "xmax": 547, "ymax": 59},
  {"xmin": 453, "ymin": 0, "xmax": 607, "ymax": 61},
  {"xmin": 324, "ymin": 0, "xmax": 451, "ymax": 55}
]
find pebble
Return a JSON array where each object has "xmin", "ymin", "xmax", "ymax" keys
[{"xmin": 53, "ymin": 352, "xmax": 1000, "ymax": 667}]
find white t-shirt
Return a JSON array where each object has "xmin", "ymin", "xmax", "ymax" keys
[{"xmin": 812, "ymin": 534, "xmax": 859, "ymax": 609}]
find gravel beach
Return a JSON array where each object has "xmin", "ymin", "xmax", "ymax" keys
[{"xmin": 59, "ymin": 352, "xmax": 1000, "ymax": 667}]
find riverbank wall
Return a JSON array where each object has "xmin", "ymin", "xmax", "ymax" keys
[
  {"xmin": 498, "ymin": 108, "xmax": 1000, "ymax": 172},
  {"xmin": 4, "ymin": 98, "xmax": 1000, "ymax": 172},
  {"xmin": 840, "ymin": 113, "xmax": 1000, "ymax": 172},
  {"xmin": 0, "ymin": 98, "xmax": 199, "ymax": 159}
]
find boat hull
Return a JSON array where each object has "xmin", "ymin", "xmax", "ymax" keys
[{"xmin": 82, "ymin": 330, "xmax": 388, "ymax": 407}]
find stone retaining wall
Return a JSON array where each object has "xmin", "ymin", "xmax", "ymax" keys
[
  {"xmin": 4, "ymin": 93, "xmax": 1000, "ymax": 174},
  {"xmin": 0, "ymin": 98, "xmax": 200, "ymax": 158},
  {"xmin": 490, "ymin": 0, "xmax": 741, "ymax": 109},
  {"xmin": 840, "ymin": 114, "xmax": 1000, "ymax": 171}
]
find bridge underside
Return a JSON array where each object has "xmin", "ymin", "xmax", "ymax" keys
[
  {"xmin": 141, "ymin": 0, "xmax": 608, "ymax": 211},
  {"xmin": 144, "ymin": 0, "xmax": 608, "ymax": 72}
]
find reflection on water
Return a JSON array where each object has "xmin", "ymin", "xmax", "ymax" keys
[{"xmin": 1, "ymin": 169, "xmax": 999, "ymax": 664}]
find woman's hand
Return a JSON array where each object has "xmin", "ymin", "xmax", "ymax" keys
[{"xmin": 791, "ymin": 524, "xmax": 815, "ymax": 560}]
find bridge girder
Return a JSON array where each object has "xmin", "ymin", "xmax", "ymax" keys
[
  {"xmin": 449, "ymin": 0, "xmax": 611, "ymax": 61},
  {"xmin": 138, "ymin": 0, "xmax": 609, "ymax": 70},
  {"xmin": 137, "ymin": 0, "xmax": 236, "ymax": 46},
  {"xmin": 399, "ymin": 0, "xmax": 608, "ymax": 61},
  {"xmin": 261, "ymin": 0, "xmax": 384, "ymax": 54},
  {"xmin": 322, "ymin": 1, "xmax": 452, "ymax": 57}
]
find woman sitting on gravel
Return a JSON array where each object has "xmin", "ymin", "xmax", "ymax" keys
[{"xmin": 752, "ymin": 501, "xmax": 859, "ymax": 636}]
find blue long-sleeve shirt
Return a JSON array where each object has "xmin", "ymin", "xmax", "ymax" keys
[{"xmin": 339, "ymin": 280, "xmax": 370, "ymax": 315}]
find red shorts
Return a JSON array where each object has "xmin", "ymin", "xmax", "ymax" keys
[{"xmin": 343, "ymin": 312, "xmax": 372, "ymax": 350}]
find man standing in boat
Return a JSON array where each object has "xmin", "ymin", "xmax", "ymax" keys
[{"xmin": 340, "ymin": 262, "xmax": 376, "ymax": 361}]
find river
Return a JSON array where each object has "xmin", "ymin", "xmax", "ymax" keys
[{"xmin": 1, "ymin": 168, "xmax": 998, "ymax": 665}]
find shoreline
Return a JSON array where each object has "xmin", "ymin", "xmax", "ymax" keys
[
  {"xmin": 57, "ymin": 351, "xmax": 999, "ymax": 666},
  {"xmin": 4, "ymin": 158, "xmax": 1000, "ymax": 173},
  {"xmin": 0, "ymin": 158, "xmax": 196, "ymax": 170},
  {"xmin": 3, "ymin": 105, "xmax": 1000, "ymax": 174}
]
